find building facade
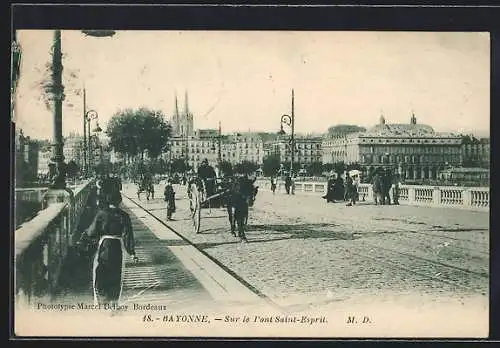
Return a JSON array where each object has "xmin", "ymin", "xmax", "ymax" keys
[
  {"xmin": 267, "ymin": 135, "xmax": 322, "ymax": 166},
  {"xmin": 166, "ymin": 132, "xmax": 264, "ymax": 170},
  {"xmin": 322, "ymin": 114, "xmax": 463, "ymax": 180},
  {"xmin": 461, "ymin": 136, "xmax": 490, "ymax": 168},
  {"xmin": 63, "ymin": 133, "xmax": 84, "ymax": 168},
  {"xmin": 37, "ymin": 149, "xmax": 52, "ymax": 176},
  {"xmin": 15, "ymin": 130, "xmax": 40, "ymax": 187}
]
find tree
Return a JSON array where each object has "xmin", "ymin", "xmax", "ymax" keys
[
  {"xmin": 322, "ymin": 163, "xmax": 335, "ymax": 173},
  {"xmin": 106, "ymin": 107, "xmax": 172, "ymax": 161},
  {"xmin": 218, "ymin": 161, "xmax": 233, "ymax": 176},
  {"xmin": 171, "ymin": 158, "xmax": 189, "ymax": 173},
  {"xmin": 307, "ymin": 161, "xmax": 323, "ymax": 176},
  {"xmin": 333, "ymin": 161, "xmax": 346, "ymax": 174},
  {"xmin": 262, "ymin": 155, "xmax": 281, "ymax": 177},
  {"xmin": 234, "ymin": 160, "xmax": 259, "ymax": 175}
]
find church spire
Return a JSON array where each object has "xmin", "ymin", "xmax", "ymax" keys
[
  {"xmin": 174, "ymin": 91, "xmax": 179, "ymax": 117},
  {"xmin": 184, "ymin": 90, "xmax": 189, "ymax": 115}
]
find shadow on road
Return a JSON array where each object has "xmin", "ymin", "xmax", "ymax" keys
[{"xmin": 194, "ymin": 223, "xmax": 363, "ymax": 250}]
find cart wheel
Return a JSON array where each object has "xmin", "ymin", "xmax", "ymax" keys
[{"xmin": 189, "ymin": 183, "xmax": 201, "ymax": 234}]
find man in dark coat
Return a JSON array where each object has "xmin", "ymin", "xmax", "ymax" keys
[
  {"xmin": 197, "ymin": 158, "xmax": 217, "ymax": 197},
  {"xmin": 382, "ymin": 168, "xmax": 393, "ymax": 205},
  {"xmin": 163, "ymin": 178, "xmax": 176, "ymax": 220},
  {"xmin": 284, "ymin": 176, "xmax": 292, "ymax": 195},
  {"xmin": 322, "ymin": 175, "xmax": 336, "ymax": 203}
]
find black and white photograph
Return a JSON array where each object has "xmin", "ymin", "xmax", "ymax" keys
[{"xmin": 12, "ymin": 29, "xmax": 490, "ymax": 337}]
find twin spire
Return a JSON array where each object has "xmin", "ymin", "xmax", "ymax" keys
[{"xmin": 174, "ymin": 90, "xmax": 190, "ymax": 117}]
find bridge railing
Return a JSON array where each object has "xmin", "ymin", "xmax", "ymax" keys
[
  {"xmin": 14, "ymin": 180, "xmax": 96, "ymax": 305},
  {"xmin": 255, "ymin": 180, "xmax": 489, "ymax": 210},
  {"xmin": 15, "ymin": 180, "xmax": 86, "ymax": 204}
]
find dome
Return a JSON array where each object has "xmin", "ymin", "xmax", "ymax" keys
[{"xmin": 361, "ymin": 123, "xmax": 438, "ymax": 137}]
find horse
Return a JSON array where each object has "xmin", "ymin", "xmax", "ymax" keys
[{"xmin": 223, "ymin": 176, "xmax": 258, "ymax": 242}]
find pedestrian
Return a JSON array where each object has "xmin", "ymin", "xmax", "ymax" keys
[
  {"xmin": 334, "ymin": 175, "xmax": 344, "ymax": 201},
  {"xmin": 164, "ymin": 178, "xmax": 176, "ymax": 220},
  {"xmin": 285, "ymin": 176, "xmax": 292, "ymax": 195},
  {"xmin": 383, "ymin": 168, "xmax": 393, "ymax": 205},
  {"xmin": 322, "ymin": 175, "xmax": 336, "ymax": 203},
  {"xmin": 270, "ymin": 175, "xmax": 277, "ymax": 194},
  {"xmin": 345, "ymin": 173, "xmax": 355, "ymax": 206},
  {"xmin": 78, "ymin": 192, "xmax": 138, "ymax": 308},
  {"xmin": 372, "ymin": 169, "xmax": 384, "ymax": 205},
  {"xmin": 392, "ymin": 173, "xmax": 401, "ymax": 205},
  {"xmin": 352, "ymin": 173, "xmax": 360, "ymax": 205}
]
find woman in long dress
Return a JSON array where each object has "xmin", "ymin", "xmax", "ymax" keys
[{"xmin": 82, "ymin": 192, "xmax": 139, "ymax": 307}]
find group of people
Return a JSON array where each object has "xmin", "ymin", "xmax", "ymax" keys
[
  {"xmin": 321, "ymin": 168, "xmax": 400, "ymax": 206},
  {"xmin": 371, "ymin": 168, "xmax": 400, "ymax": 205},
  {"xmin": 322, "ymin": 172, "xmax": 361, "ymax": 206},
  {"xmin": 270, "ymin": 175, "xmax": 295, "ymax": 195}
]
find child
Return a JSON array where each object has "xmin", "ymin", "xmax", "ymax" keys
[{"xmin": 164, "ymin": 179, "xmax": 176, "ymax": 220}]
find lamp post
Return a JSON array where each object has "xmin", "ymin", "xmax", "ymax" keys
[
  {"xmin": 85, "ymin": 110, "xmax": 99, "ymax": 175},
  {"xmin": 218, "ymin": 121, "xmax": 222, "ymax": 168},
  {"xmin": 92, "ymin": 122, "xmax": 103, "ymax": 174},
  {"xmin": 278, "ymin": 89, "xmax": 295, "ymax": 175},
  {"xmin": 49, "ymin": 30, "xmax": 66, "ymax": 189},
  {"xmin": 42, "ymin": 30, "xmax": 115, "ymax": 207},
  {"xmin": 82, "ymin": 86, "xmax": 87, "ymax": 177}
]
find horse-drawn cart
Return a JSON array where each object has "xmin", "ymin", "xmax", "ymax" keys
[
  {"xmin": 187, "ymin": 176, "xmax": 258, "ymax": 237},
  {"xmin": 187, "ymin": 177, "xmax": 227, "ymax": 234}
]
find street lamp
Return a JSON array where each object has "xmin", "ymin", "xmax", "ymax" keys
[
  {"xmin": 278, "ymin": 89, "xmax": 295, "ymax": 175},
  {"xmin": 85, "ymin": 110, "xmax": 99, "ymax": 175},
  {"xmin": 42, "ymin": 29, "xmax": 115, "ymax": 206}
]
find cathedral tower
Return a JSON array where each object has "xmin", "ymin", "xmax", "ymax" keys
[{"xmin": 171, "ymin": 90, "xmax": 194, "ymax": 137}]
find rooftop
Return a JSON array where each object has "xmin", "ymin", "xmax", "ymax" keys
[{"xmin": 360, "ymin": 114, "xmax": 460, "ymax": 138}]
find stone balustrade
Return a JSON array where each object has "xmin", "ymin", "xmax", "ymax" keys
[
  {"xmin": 15, "ymin": 181, "xmax": 84, "ymax": 204},
  {"xmin": 255, "ymin": 179, "xmax": 489, "ymax": 210},
  {"xmin": 15, "ymin": 188, "xmax": 49, "ymax": 203},
  {"xmin": 14, "ymin": 180, "xmax": 97, "ymax": 305}
]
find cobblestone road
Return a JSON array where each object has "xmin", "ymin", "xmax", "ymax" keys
[{"xmin": 123, "ymin": 183, "xmax": 489, "ymax": 312}]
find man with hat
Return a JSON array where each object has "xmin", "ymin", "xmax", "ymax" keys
[{"xmin": 197, "ymin": 158, "xmax": 217, "ymax": 197}]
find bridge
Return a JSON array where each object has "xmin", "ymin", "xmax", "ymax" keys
[{"xmin": 14, "ymin": 180, "xmax": 489, "ymax": 337}]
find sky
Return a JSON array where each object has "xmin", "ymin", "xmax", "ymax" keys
[{"xmin": 14, "ymin": 30, "xmax": 490, "ymax": 140}]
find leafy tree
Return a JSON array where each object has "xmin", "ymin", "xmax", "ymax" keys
[
  {"xmin": 106, "ymin": 107, "xmax": 172, "ymax": 161},
  {"xmin": 307, "ymin": 161, "xmax": 323, "ymax": 176},
  {"xmin": 262, "ymin": 155, "xmax": 281, "ymax": 177},
  {"xmin": 218, "ymin": 160, "xmax": 233, "ymax": 176},
  {"xmin": 333, "ymin": 161, "xmax": 346, "ymax": 174},
  {"xmin": 170, "ymin": 158, "xmax": 189, "ymax": 173},
  {"xmin": 322, "ymin": 163, "xmax": 335, "ymax": 173},
  {"xmin": 234, "ymin": 161, "xmax": 259, "ymax": 175}
]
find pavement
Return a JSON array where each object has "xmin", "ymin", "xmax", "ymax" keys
[
  {"xmin": 122, "ymin": 182, "xmax": 489, "ymax": 309},
  {"xmin": 22, "ymin": 182, "xmax": 488, "ymax": 337}
]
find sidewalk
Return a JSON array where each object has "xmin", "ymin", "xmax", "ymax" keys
[
  {"xmin": 55, "ymin": 188, "xmax": 269, "ymax": 313},
  {"xmin": 120, "ymin": 194, "xmax": 269, "ymax": 311}
]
